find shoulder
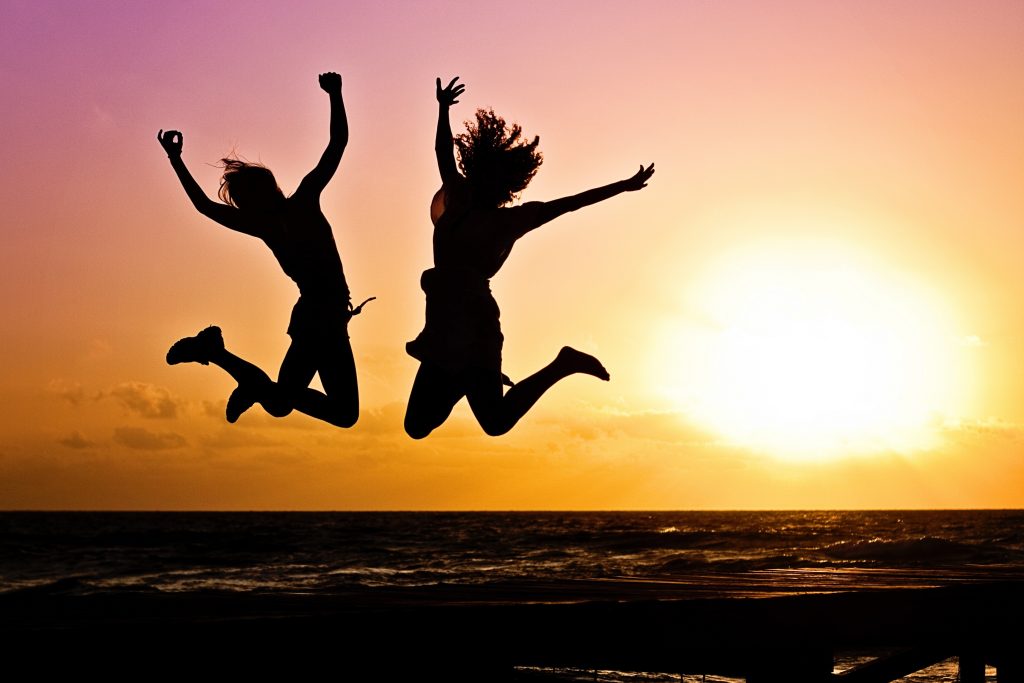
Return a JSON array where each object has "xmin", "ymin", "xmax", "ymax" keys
[
  {"xmin": 431, "ymin": 179, "xmax": 472, "ymax": 225},
  {"xmin": 499, "ymin": 201, "xmax": 545, "ymax": 236},
  {"xmin": 288, "ymin": 185, "xmax": 319, "ymax": 206},
  {"xmin": 503, "ymin": 201, "xmax": 544, "ymax": 217}
]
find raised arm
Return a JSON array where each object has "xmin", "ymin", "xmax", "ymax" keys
[
  {"xmin": 435, "ymin": 76, "xmax": 465, "ymax": 185},
  {"xmin": 516, "ymin": 163, "xmax": 655, "ymax": 236},
  {"xmin": 157, "ymin": 129, "xmax": 257, "ymax": 235},
  {"xmin": 296, "ymin": 72, "xmax": 348, "ymax": 197}
]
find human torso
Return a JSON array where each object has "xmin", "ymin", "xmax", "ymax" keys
[
  {"xmin": 431, "ymin": 185, "xmax": 521, "ymax": 281},
  {"xmin": 260, "ymin": 193, "xmax": 349, "ymax": 303}
]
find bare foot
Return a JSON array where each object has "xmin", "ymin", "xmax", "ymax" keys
[{"xmin": 555, "ymin": 346, "xmax": 610, "ymax": 381}]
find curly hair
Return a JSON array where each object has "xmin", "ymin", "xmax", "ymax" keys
[
  {"xmin": 455, "ymin": 108, "xmax": 543, "ymax": 207},
  {"xmin": 217, "ymin": 158, "xmax": 282, "ymax": 208}
]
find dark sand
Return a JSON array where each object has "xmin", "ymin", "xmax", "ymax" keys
[{"xmin": 3, "ymin": 577, "xmax": 1022, "ymax": 680}]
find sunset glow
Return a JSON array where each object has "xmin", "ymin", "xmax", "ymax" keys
[
  {"xmin": 1, "ymin": 0, "xmax": 1023, "ymax": 509},
  {"xmin": 685, "ymin": 241, "xmax": 964, "ymax": 460}
]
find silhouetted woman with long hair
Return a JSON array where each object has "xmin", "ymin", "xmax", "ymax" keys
[
  {"xmin": 158, "ymin": 72, "xmax": 367, "ymax": 427},
  {"xmin": 404, "ymin": 77, "xmax": 654, "ymax": 438}
]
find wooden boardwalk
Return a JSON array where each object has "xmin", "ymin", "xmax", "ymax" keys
[{"xmin": 3, "ymin": 579, "xmax": 1022, "ymax": 681}]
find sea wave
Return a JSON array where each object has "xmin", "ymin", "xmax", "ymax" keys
[
  {"xmin": 3, "ymin": 510, "xmax": 1024, "ymax": 594},
  {"xmin": 820, "ymin": 536, "xmax": 1020, "ymax": 565}
]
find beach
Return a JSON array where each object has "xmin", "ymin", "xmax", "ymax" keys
[
  {"xmin": 3, "ymin": 511, "xmax": 1023, "ymax": 680},
  {"xmin": 5, "ymin": 578, "xmax": 1023, "ymax": 680}
]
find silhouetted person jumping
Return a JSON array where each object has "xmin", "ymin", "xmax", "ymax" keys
[
  {"xmin": 158, "ymin": 72, "xmax": 368, "ymax": 428},
  {"xmin": 404, "ymin": 77, "xmax": 654, "ymax": 438}
]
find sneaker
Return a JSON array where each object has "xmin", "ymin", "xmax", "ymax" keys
[
  {"xmin": 226, "ymin": 384, "xmax": 258, "ymax": 423},
  {"xmin": 166, "ymin": 326, "xmax": 224, "ymax": 366}
]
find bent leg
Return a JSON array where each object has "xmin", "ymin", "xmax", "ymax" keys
[
  {"xmin": 466, "ymin": 347, "xmax": 609, "ymax": 437},
  {"xmin": 168, "ymin": 326, "xmax": 273, "ymax": 386},
  {"xmin": 404, "ymin": 363, "xmax": 466, "ymax": 439},
  {"xmin": 277, "ymin": 333, "xmax": 359, "ymax": 429},
  {"xmin": 209, "ymin": 345, "xmax": 291, "ymax": 424},
  {"xmin": 264, "ymin": 333, "xmax": 356, "ymax": 430},
  {"xmin": 211, "ymin": 350, "xmax": 274, "ymax": 387},
  {"xmin": 167, "ymin": 325, "xmax": 356, "ymax": 427},
  {"xmin": 167, "ymin": 326, "xmax": 281, "ymax": 422}
]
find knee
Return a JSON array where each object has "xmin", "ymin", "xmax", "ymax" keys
[
  {"xmin": 259, "ymin": 383, "xmax": 295, "ymax": 419},
  {"xmin": 329, "ymin": 409, "xmax": 358, "ymax": 429},
  {"xmin": 404, "ymin": 416, "xmax": 433, "ymax": 440},
  {"xmin": 262, "ymin": 400, "xmax": 293, "ymax": 419},
  {"xmin": 478, "ymin": 417, "xmax": 511, "ymax": 438}
]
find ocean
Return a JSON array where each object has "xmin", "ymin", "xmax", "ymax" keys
[{"xmin": 3, "ymin": 510, "xmax": 1022, "ymax": 681}]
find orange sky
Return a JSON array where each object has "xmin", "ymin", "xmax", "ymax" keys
[{"xmin": 1, "ymin": 1, "xmax": 1023, "ymax": 509}]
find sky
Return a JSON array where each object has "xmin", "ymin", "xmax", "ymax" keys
[{"xmin": 1, "ymin": 0, "xmax": 1022, "ymax": 509}]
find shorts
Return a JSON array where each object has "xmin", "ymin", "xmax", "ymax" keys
[
  {"xmin": 287, "ymin": 296, "xmax": 351, "ymax": 344},
  {"xmin": 406, "ymin": 268, "xmax": 503, "ymax": 374}
]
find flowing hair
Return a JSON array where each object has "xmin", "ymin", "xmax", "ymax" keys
[
  {"xmin": 455, "ymin": 108, "xmax": 542, "ymax": 207},
  {"xmin": 217, "ymin": 158, "xmax": 282, "ymax": 208}
]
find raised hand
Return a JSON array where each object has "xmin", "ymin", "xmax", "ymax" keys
[
  {"xmin": 157, "ymin": 129, "xmax": 183, "ymax": 158},
  {"xmin": 319, "ymin": 72, "xmax": 342, "ymax": 94},
  {"xmin": 622, "ymin": 163, "xmax": 655, "ymax": 191},
  {"xmin": 436, "ymin": 76, "xmax": 465, "ymax": 108}
]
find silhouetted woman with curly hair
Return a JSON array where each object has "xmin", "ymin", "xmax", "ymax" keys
[
  {"xmin": 157, "ymin": 72, "xmax": 369, "ymax": 428},
  {"xmin": 404, "ymin": 77, "xmax": 654, "ymax": 438}
]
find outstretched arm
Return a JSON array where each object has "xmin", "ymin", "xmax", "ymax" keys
[
  {"xmin": 517, "ymin": 163, "xmax": 655, "ymax": 236},
  {"xmin": 435, "ymin": 76, "xmax": 465, "ymax": 185},
  {"xmin": 157, "ymin": 129, "xmax": 257, "ymax": 235},
  {"xmin": 297, "ymin": 72, "xmax": 348, "ymax": 197}
]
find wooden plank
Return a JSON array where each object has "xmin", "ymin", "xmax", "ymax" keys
[
  {"xmin": 833, "ymin": 647, "xmax": 950, "ymax": 683},
  {"xmin": 996, "ymin": 657, "xmax": 1024, "ymax": 683},
  {"xmin": 959, "ymin": 651, "xmax": 986, "ymax": 683},
  {"xmin": 746, "ymin": 648, "xmax": 833, "ymax": 683},
  {"xmin": 1, "ymin": 581, "xmax": 1022, "ymax": 679}
]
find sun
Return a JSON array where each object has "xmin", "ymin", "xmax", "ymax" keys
[{"xmin": 671, "ymin": 242, "xmax": 965, "ymax": 461}]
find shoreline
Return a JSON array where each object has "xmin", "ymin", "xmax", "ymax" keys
[{"xmin": 4, "ymin": 578, "xmax": 1022, "ymax": 680}]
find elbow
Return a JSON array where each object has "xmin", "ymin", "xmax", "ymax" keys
[
  {"xmin": 195, "ymin": 200, "xmax": 220, "ymax": 218},
  {"xmin": 536, "ymin": 208, "xmax": 559, "ymax": 225}
]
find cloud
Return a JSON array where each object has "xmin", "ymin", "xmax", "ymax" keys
[
  {"xmin": 543, "ymin": 408, "xmax": 719, "ymax": 445},
  {"xmin": 58, "ymin": 432, "xmax": 95, "ymax": 449},
  {"xmin": 202, "ymin": 400, "xmax": 323, "ymax": 431},
  {"xmin": 106, "ymin": 382, "xmax": 184, "ymax": 419},
  {"xmin": 199, "ymin": 429, "xmax": 283, "ymax": 449},
  {"xmin": 352, "ymin": 402, "xmax": 407, "ymax": 435},
  {"xmin": 203, "ymin": 400, "xmax": 227, "ymax": 419},
  {"xmin": 113, "ymin": 427, "xmax": 187, "ymax": 450},
  {"xmin": 48, "ymin": 379, "xmax": 87, "ymax": 406},
  {"xmin": 940, "ymin": 417, "xmax": 1023, "ymax": 441}
]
